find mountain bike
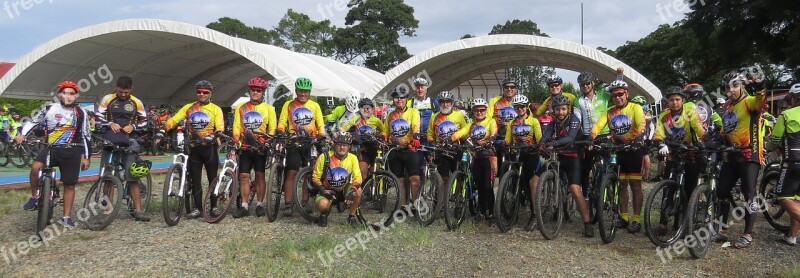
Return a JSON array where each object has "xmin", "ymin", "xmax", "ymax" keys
[
  {"xmin": 415, "ymin": 144, "xmax": 447, "ymax": 226},
  {"xmin": 33, "ymin": 142, "xmax": 61, "ymax": 240},
  {"xmin": 758, "ymin": 152, "xmax": 789, "ymax": 232},
  {"xmin": 494, "ymin": 144, "xmax": 538, "ymax": 233},
  {"xmin": 265, "ymin": 133, "xmax": 289, "ymax": 222},
  {"xmin": 443, "ymin": 141, "xmax": 483, "ymax": 231},
  {"xmin": 644, "ymin": 143, "xmax": 698, "ymax": 247},
  {"xmin": 162, "ymin": 138, "xmax": 209, "ymax": 226},
  {"xmin": 202, "ymin": 133, "xmax": 240, "ymax": 223},
  {"xmin": 534, "ymin": 141, "xmax": 592, "ymax": 239},
  {"xmin": 594, "ymin": 142, "xmax": 638, "ymax": 244},
  {"xmin": 358, "ymin": 136, "xmax": 401, "ymax": 217},
  {"xmin": 81, "ymin": 136, "xmax": 141, "ymax": 231}
]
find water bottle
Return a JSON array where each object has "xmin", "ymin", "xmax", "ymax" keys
[
  {"xmin": 176, "ymin": 129, "xmax": 184, "ymax": 146},
  {"xmin": 610, "ymin": 153, "xmax": 617, "ymax": 164},
  {"xmin": 461, "ymin": 152, "xmax": 468, "ymax": 162}
]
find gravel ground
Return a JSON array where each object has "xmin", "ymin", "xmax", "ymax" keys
[{"xmin": 0, "ymin": 177, "xmax": 798, "ymax": 277}]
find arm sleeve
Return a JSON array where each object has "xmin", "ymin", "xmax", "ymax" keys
[
  {"xmin": 382, "ymin": 116, "xmax": 390, "ymax": 141},
  {"xmin": 533, "ymin": 118, "xmax": 543, "ymax": 143},
  {"xmin": 426, "ymin": 114, "xmax": 436, "ymax": 142},
  {"xmin": 553, "ymin": 116, "xmax": 580, "ymax": 146},
  {"xmin": 654, "ymin": 114, "xmax": 665, "ymax": 142},
  {"xmin": 133, "ymin": 98, "xmax": 148, "ymax": 129},
  {"xmin": 314, "ymin": 103, "xmax": 325, "ymax": 136},
  {"xmin": 325, "ymin": 106, "xmax": 344, "ymax": 123},
  {"xmin": 689, "ymin": 110, "xmax": 706, "ymax": 142},
  {"xmin": 311, "ymin": 154, "xmax": 325, "ymax": 187},
  {"xmin": 95, "ymin": 95, "xmax": 112, "ymax": 127},
  {"xmin": 534, "ymin": 98, "xmax": 549, "ymax": 117},
  {"xmin": 267, "ymin": 104, "xmax": 277, "ymax": 136},
  {"xmin": 232, "ymin": 104, "xmax": 242, "ymax": 144},
  {"xmin": 745, "ymin": 91, "xmax": 767, "ymax": 112},
  {"xmin": 767, "ymin": 114, "xmax": 786, "ymax": 151},
  {"xmin": 338, "ymin": 116, "xmax": 358, "ymax": 132},
  {"xmin": 487, "ymin": 97, "xmax": 497, "ymax": 120},
  {"xmin": 165, "ymin": 104, "xmax": 189, "ymax": 131},
  {"xmin": 349, "ymin": 155, "xmax": 362, "ymax": 186},
  {"xmin": 572, "ymin": 97, "xmax": 583, "ymax": 122},
  {"xmin": 631, "ymin": 106, "xmax": 645, "ymax": 142},
  {"xmin": 591, "ymin": 112, "xmax": 608, "ymax": 139},
  {"xmin": 452, "ymin": 115, "xmax": 471, "ymax": 141},
  {"xmin": 371, "ymin": 117, "xmax": 385, "ymax": 135},
  {"xmin": 411, "ymin": 110, "xmax": 421, "ymax": 135}
]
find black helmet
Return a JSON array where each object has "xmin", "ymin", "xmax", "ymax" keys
[
  {"xmin": 501, "ymin": 78, "xmax": 518, "ymax": 87},
  {"xmin": 577, "ymin": 72, "xmax": 594, "ymax": 84},
  {"xmin": 390, "ymin": 86, "xmax": 409, "ymax": 98},
  {"xmin": 358, "ymin": 98, "xmax": 374, "ymax": 108},
  {"xmin": 550, "ymin": 94, "xmax": 571, "ymax": 107},
  {"xmin": 664, "ymin": 85, "xmax": 686, "ymax": 98}
]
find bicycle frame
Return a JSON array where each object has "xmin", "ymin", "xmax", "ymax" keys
[
  {"xmin": 213, "ymin": 148, "xmax": 238, "ymax": 196},
  {"xmin": 166, "ymin": 152, "xmax": 189, "ymax": 196}
]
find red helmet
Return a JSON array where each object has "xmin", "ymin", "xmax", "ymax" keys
[
  {"xmin": 57, "ymin": 80, "xmax": 80, "ymax": 93},
  {"xmin": 248, "ymin": 77, "xmax": 268, "ymax": 89}
]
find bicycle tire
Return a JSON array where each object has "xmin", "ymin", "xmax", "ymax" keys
[
  {"xmin": 0, "ymin": 140, "xmax": 8, "ymax": 167},
  {"xmin": 587, "ymin": 161, "xmax": 603, "ymax": 224},
  {"xmin": 358, "ymin": 171, "xmax": 401, "ymax": 228},
  {"xmin": 162, "ymin": 164, "xmax": 186, "ymax": 226},
  {"xmin": 535, "ymin": 170, "xmax": 563, "ymax": 240},
  {"xmin": 265, "ymin": 162, "xmax": 283, "ymax": 222},
  {"xmin": 203, "ymin": 168, "xmax": 239, "ymax": 223},
  {"xmin": 416, "ymin": 169, "xmax": 443, "ymax": 226},
  {"xmin": 36, "ymin": 176, "xmax": 53, "ymax": 240},
  {"xmin": 596, "ymin": 172, "xmax": 619, "ymax": 244},
  {"xmin": 644, "ymin": 179, "xmax": 686, "ymax": 248},
  {"xmin": 293, "ymin": 166, "xmax": 320, "ymax": 223},
  {"xmin": 444, "ymin": 171, "xmax": 468, "ymax": 231},
  {"xmin": 759, "ymin": 170, "xmax": 790, "ymax": 232},
  {"xmin": 81, "ymin": 174, "xmax": 123, "ymax": 231},
  {"xmin": 494, "ymin": 169, "xmax": 520, "ymax": 233},
  {"xmin": 686, "ymin": 183, "xmax": 713, "ymax": 259},
  {"xmin": 9, "ymin": 145, "xmax": 29, "ymax": 168},
  {"xmin": 139, "ymin": 172, "xmax": 153, "ymax": 213}
]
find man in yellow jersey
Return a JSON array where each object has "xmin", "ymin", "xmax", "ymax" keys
[
  {"xmin": 767, "ymin": 83, "xmax": 800, "ymax": 245},
  {"xmin": 489, "ymin": 78, "xmax": 519, "ymax": 178},
  {"xmin": 232, "ymin": 77, "xmax": 277, "ymax": 218},
  {"xmin": 590, "ymin": 79, "xmax": 645, "ymax": 233},
  {"xmin": 164, "ymin": 80, "xmax": 225, "ymax": 218},
  {"xmin": 312, "ymin": 131, "xmax": 363, "ymax": 227},
  {"xmin": 383, "ymin": 86, "xmax": 422, "ymax": 213},
  {"xmin": 276, "ymin": 77, "xmax": 327, "ymax": 216},
  {"xmin": 427, "ymin": 91, "xmax": 470, "ymax": 196},
  {"xmin": 453, "ymin": 98, "xmax": 497, "ymax": 222},
  {"xmin": 339, "ymin": 98, "xmax": 385, "ymax": 181}
]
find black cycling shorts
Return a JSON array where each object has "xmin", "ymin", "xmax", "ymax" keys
[
  {"xmin": 388, "ymin": 149, "xmax": 419, "ymax": 177},
  {"xmin": 238, "ymin": 149, "xmax": 267, "ymax": 173},
  {"xmin": 520, "ymin": 153, "xmax": 540, "ymax": 185},
  {"xmin": 777, "ymin": 163, "xmax": 800, "ymax": 200},
  {"xmin": 285, "ymin": 146, "xmax": 311, "ymax": 171},
  {"xmin": 435, "ymin": 155, "xmax": 458, "ymax": 178},
  {"xmin": 617, "ymin": 149, "xmax": 643, "ymax": 180},
  {"xmin": 358, "ymin": 143, "xmax": 378, "ymax": 166},
  {"xmin": 35, "ymin": 147, "xmax": 83, "ymax": 185},
  {"xmin": 536, "ymin": 155, "xmax": 581, "ymax": 185}
]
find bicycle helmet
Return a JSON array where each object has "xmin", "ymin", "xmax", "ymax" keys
[
  {"xmin": 501, "ymin": 78, "xmax": 518, "ymax": 87},
  {"xmin": 721, "ymin": 71, "xmax": 747, "ymax": 87},
  {"xmin": 57, "ymin": 80, "xmax": 80, "ymax": 93},
  {"xmin": 195, "ymin": 80, "xmax": 214, "ymax": 91},
  {"xmin": 607, "ymin": 80, "xmax": 629, "ymax": 92},
  {"xmin": 664, "ymin": 85, "xmax": 686, "ymax": 98},
  {"xmin": 577, "ymin": 72, "xmax": 594, "ymax": 84},
  {"xmin": 332, "ymin": 131, "xmax": 353, "ymax": 144},
  {"xmin": 390, "ymin": 86, "xmax": 409, "ymax": 98},
  {"xmin": 630, "ymin": 95, "xmax": 647, "ymax": 105},
  {"xmin": 129, "ymin": 160, "xmax": 152, "ymax": 179},
  {"xmin": 716, "ymin": 97, "xmax": 726, "ymax": 105},
  {"xmin": 248, "ymin": 77, "xmax": 268, "ymax": 89},
  {"xmin": 438, "ymin": 91, "xmax": 454, "ymax": 101},
  {"xmin": 546, "ymin": 74, "xmax": 563, "ymax": 85},
  {"xmin": 511, "ymin": 94, "xmax": 529, "ymax": 105},
  {"xmin": 789, "ymin": 83, "xmax": 800, "ymax": 95},
  {"xmin": 358, "ymin": 98, "xmax": 374, "ymax": 108},
  {"xmin": 295, "ymin": 77, "xmax": 313, "ymax": 91},
  {"xmin": 472, "ymin": 98, "xmax": 488, "ymax": 109},
  {"xmin": 345, "ymin": 92, "xmax": 360, "ymax": 113},
  {"xmin": 413, "ymin": 78, "xmax": 429, "ymax": 86},
  {"xmin": 550, "ymin": 94, "xmax": 571, "ymax": 107},
  {"xmin": 684, "ymin": 83, "xmax": 704, "ymax": 99}
]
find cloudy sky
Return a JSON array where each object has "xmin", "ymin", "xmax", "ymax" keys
[{"xmin": 0, "ymin": 0, "xmax": 687, "ymax": 81}]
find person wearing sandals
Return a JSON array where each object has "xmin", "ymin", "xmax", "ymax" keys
[{"xmin": 766, "ymin": 83, "xmax": 800, "ymax": 245}]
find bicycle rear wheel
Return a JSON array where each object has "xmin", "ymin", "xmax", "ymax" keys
[
  {"xmin": 8, "ymin": 145, "xmax": 29, "ymax": 168},
  {"xmin": 416, "ymin": 170, "xmax": 443, "ymax": 226},
  {"xmin": 81, "ymin": 175, "xmax": 123, "ymax": 231},
  {"xmin": 596, "ymin": 173, "xmax": 619, "ymax": 244},
  {"xmin": 686, "ymin": 183, "xmax": 714, "ymax": 259},
  {"xmin": 293, "ymin": 166, "xmax": 320, "ymax": 223},
  {"xmin": 494, "ymin": 169, "xmax": 520, "ymax": 233},
  {"xmin": 36, "ymin": 176, "xmax": 53, "ymax": 240},
  {"xmin": 358, "ymin": 171, "xmax": 401, "ymax": 228},
  {"xmin": 759, "ymin": 170, "xmax": 790, "ymax": 232},
  {"xmin": 535, "ymin": 170, "xmax": 563, "ymax": 240},
  {"xmin": 265, "ymin": 162, "xmax": 284, "ymax": 222},
  {"xmin": 203, "ymin": 168, "xmax": 238, "ymax": 223},
  {"xmin": 444, "ymin": 170, "xmax": 468, "ymax": 231},
  {"xmin": 644, "ymin": 179, "xmax": 686, "ymax": 247},
  {"xmin": 162, "ymin": 164, "xmax": 185, "ymax": 226}
]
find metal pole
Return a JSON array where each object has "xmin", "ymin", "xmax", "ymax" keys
[{"xmin": 581, "ymin": 2, "xmax": 584, "ymax": 45}]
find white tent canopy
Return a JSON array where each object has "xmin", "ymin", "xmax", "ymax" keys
[
  {"xmin": 371, "ymin": 34, "xmax": 662, "ymax": 103},
  {"xmin": 0, "ymin": 19, "xmax": 383, "ymax": 106}
]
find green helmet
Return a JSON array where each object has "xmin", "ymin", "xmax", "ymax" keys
[
  {"xmin": 129, "ymin": 160, "xmax": 152, "ymax": 179},
  {"xmin": 295, "ymin": 77, "xmax": 313, "ymax": 91},
  {"xmin": 630, "ymin": 95, "xmax": 647, "ymax": 105}
]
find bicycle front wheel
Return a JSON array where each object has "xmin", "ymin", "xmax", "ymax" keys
[
  {"xmin": 535, "ymin": 170, "xmax": 563, "ymax": 240},
  {"xmin": 358, "ymin": 171, "xmax": 401, "ymax": 228},
  {"xmin": 596, "ymin": 173, "xmax": 619, "ymax": 244},
  {"xmin": 685, "ymin": 183, "xmax": 713, "ymax": 259},
  {"xmin": 203, "ymin": 168, "xmax": 238, "ymax": 223},
  {"xmin": 494, "ymin": 169, "xmax": 520, "ymax": 233},
  {"xmin": 293, "ymin": 166, "xmax": 320, "ymax": 223},
  {"xmin": 0, "ymin": 140, "xmax": 8, "ymax": 167},
  {"xmin": 416, "ymin": 169, "xmax": 443, "ymax": 226},
  {"xmin": 136, "ymin": 172, "xmax": 153, "ymax": 214},
  {"xmin": 81, "ymin": 175, "xmax": 123, "ymax": 231},
  {"xmin": 644, "ymin": 179, "xmax": 686, "ymax": 248},
  {"xmin": 265, "ymin": 162, "xmax": 284, "ymax": 222},
  {"xmin": 444, "ymin": 170, "xmax": 468, "ymax": 231},
  {"xmin": 36, "ymin": 176, "xmax": 54, "ymax": 240},
  {"xmin": 759, "ymin": 170, "xmax": 790, "ymax": 232},
  {"xmin": 162, "ymin": 164, "xmax": 186, "ymax": 226}
]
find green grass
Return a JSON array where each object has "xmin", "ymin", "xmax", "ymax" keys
[
  {"xmin": 0, "ymin": 188, "xmax": 30, "ymax": 216},
  {"xmin": 782, "ymin": 266, "xmax": 800, "ymax": 278},
  {"xmin": 223, "ymin": 232, "xmax": 339, "ymax": 277}
]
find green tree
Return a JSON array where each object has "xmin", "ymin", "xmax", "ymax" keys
[
  {"xmin": 461, "ymin": 34, "xmax": 474, "ymax": 39},
  {"xmin": 206, "ymin": 17, "xmax": 279, "ymax": 45},
  {"xmin": 0, "ymin": 98, "xmax": 47, "ymax": 118},
  {"xmin": 273, "ymin": 9, "xmax": 337, "ymax": 56},
  {"xmin": 489, "ymin": 19, "xmax": 553, "ymax": 102},
  {"xmin": 333, "ymin": 0, "xmax": 419, "ymax": 72}
]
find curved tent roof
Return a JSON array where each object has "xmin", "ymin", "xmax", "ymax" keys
[
  {"xmin": 371, "ymin": 34, "xmax": 661, "ymax": 103},
  {"xmin": 0, "ymin": 19, "xmax": 383, "ymax": 106}
]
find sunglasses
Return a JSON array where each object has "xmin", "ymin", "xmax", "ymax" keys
[
  {"xmin": 197, "ymin": 91, "xmax": 211, "ymax": 95},
  {"xmin": 250, "ymin": 88, "xmax": 264, "ymax": 93},
  {"xmin": 514, "ymin": 106, "xmax": 527, "ymax": 110},
  {"xmin": 393, "ymin": 96, "xmax": 407, "ymax": 99},
  {"xmin": 549, "ymin": 84, "xmax": 561, "ymax": 88},
  {"xmin": 580, "ymin": 83, "xmax": 592, "ymax": 87},
  {"xmin": 612, "ymin": 93, "xmax": 626, "ymax": 98},
  {"xmin": 474, "ymin": 109, "xmax": 487, "ymax": 113},
  {"xmin": 503, "ymin": 86, "xmax": 517, "ymax": 89}
]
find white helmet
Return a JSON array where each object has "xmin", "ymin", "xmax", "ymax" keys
[
  {"xmin": 438, "ymin": 91, "xmax": 454, "ymax": 101},
  {"xmin": 790, "ymin": 83, "xmax": 800, "ymax": 95},
  {"xmin": 413, "ymin": 78, "xmax": 429, "ymax": 86},
  {"xmin": 715, "ymin": 97, "xmax": 726, "ymax": 105},
  {"xmin": 345, "ymin": 92, "xmax": 360, "ymax": 113},
  {"xmin": 512, "ymin": 94, "xmax": 529, "ymax": 105},
  {"xmin": 607, "ymin": 80, "xmax": 629, "ymax": 92},
  {"xmin": 472, "ymin": 98, "xmax": 488, "ymax": 109}
]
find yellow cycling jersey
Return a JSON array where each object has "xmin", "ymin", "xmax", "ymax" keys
[
  {"xmin": 535, "ymin": 93, "xmax": 577, "ymax": 117},
  {"xmin": 166, "ymin": 101, "xmax": 224, "ymax": 139},
  {"xmin": 277, "ymin": 99, "xmax": 326, "ymax": 137},
  {"xmin": 339, "ymin": 115, "xmax": 385, "ymax": 136},
  {"xmin": 504, "ymin": 114, "xmax": 542, "ymax": 146},
  {"xmin": 312, "ymin": 151, "xmax": 362, "ymax": 190},
  {"xmin": 233, "ymin": 101, "xmax": 276, "ymax": 147},
  {"xmin": 591, "ymin": 102, "xmax": 645, "ymax": 144},
  {"xmin": 488, "ymin": 95, "xmax": 513, "ymax": 125},
  {"xmin": 721, "ymin": 91, "xmax": 766, "ymax": 163},
  {"xmin": 454, "ymin": 116, "xmax": 498, "ymax": 144},
  {"xmin": 654, "ymin": 105, "xmax": 706, "ymax": 144},
  {"xmin": 427, "ymin": 109, "xmax": 470, "ymax": 144},
  {"xmin": 383, "ymin": 106, "xmax": 420, "ymax": 146}
]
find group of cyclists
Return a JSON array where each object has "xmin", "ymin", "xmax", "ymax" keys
[{"xmin": 17, "ymin": 65, "xmax": 800, "ymax": 250}]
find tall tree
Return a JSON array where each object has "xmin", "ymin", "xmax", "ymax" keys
[
  {"xmin": 206, "ymin": 17, "xmax": 279, "ymax": 45},
  {"xmin": 333, "ymin": 0, "xmax": 419, "ymax": 72},
  {"xmin": 489, "ymin": 19, "xmax": 553, "ymax": 102},
  {"xmin": 273, "ymin": 9, "xmax": 337, "ymax": 56}
]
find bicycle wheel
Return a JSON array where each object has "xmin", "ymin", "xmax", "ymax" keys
[
  {"xmin": 535, "ymin": 170, "xmax": 563, "ymax": 240},
  {"xmin": 265, "ymin": 162, "xmax": 284, "ymax": 222},
  {"xmin": 138, "ymin": 172, "xmax": 153, "ymax": 213},
  {"xmin": 596, "ymin": 173, "xmax": 619, "ymax": 244},
  {"xmin": 644, "ymin": 179, "xmax": 686, "ymax": 247},
  {"xmin": 416, "ymin": 169, "xmax": 443, "ymax": 226},
  {"xmin": 494, "ymin": 169, "xmax": 520, "ymax": 233},
  {"xmin": 162, "ymin": 164, "xmax": 186, "ymax": 226},
  {"xmin": 36, "ymin": 176, "xmax": 53, "ymax": 240},
  {"xmin": 0, "ymin": 140, "xmax": 8, "ymax": 167},
  {"xmin": 686, "ymin": 183, "xmax": 713, "ymax": 259},
  {"xmin": 203, "ymin": 168, "xmax": 238, "ymax": 223},
  {"xmin": 759, "ymin": 170, "xmax": 790, "ymax": 232},
  {"xmin": 81, "ymin": 175, "xmax": 123, "ymax": 231},
  {"xmin": 586, "ymin": 162, "xmax": 603, "ymax": 224},
  {"xmin": 293, "ymin": 166, "xmax": 320, "ymax": 223},
  {"xmin": 9, "ymin": 145, "xmax": 29, "ymax": 168},
  {"xmin": 444, "ymin": 170, "xmax": 468, "ymax": 231},
  {"xmin": 359, "ymin": 171, "xmax": 401, "ymax": 228}
]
